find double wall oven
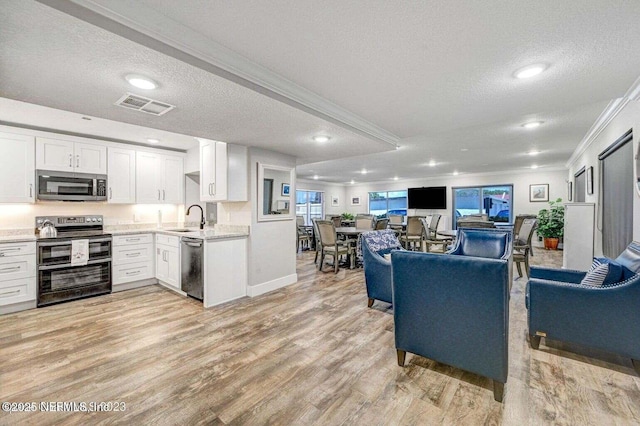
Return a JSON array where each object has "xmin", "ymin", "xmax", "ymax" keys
[{"xmin": 36, "ymin": 216, "xmax": 112, "ymax": 307}]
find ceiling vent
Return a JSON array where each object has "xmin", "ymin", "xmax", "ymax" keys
[{"xmin": 114, "ymin": 93, "xmax": 175, "ymax": 116}]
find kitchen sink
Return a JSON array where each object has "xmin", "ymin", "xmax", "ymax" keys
[{"xmin": 166, "ymin": 228, "xmax": 193, "ymax": 233}]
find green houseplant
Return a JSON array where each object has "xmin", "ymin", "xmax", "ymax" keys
[
  {"xmin": 341, "ymin": 212, "xmax": 354, "ymax": 220},
  {"xmin": 536, "ymin": 198, "xmax": 565, "ymax": 250}
]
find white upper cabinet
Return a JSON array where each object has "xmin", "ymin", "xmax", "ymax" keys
[
  {"xmin": 0, "ymin": 132, "xmax": 35, "ymax": 203},
  {"xmin": 107, "ymin": 147, "xmax": 136, "ymax": 204},
  {"xmin": 135, "ymin": 151, "xmax": 183, "ymax": 204},
  {"xmin": 161, "ymin": 154, "xmax": 184, "ymax": 204},
  {"xmin": 199, "ymin": 140, "xmax": 247, "ymax": 202},
  {"xmin": 36, "ymin": 137, "xmax": 106, "ymax": 174}
]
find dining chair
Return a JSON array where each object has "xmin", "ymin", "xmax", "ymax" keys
[
  {"xmin": 389, "ymin": 214, "xmax": 404, "ymax": 224},
  {"xmin": 328, "ymin": 215, "xmax": 342, "ymax": 228},
  {"xmin": 513, "ymin": 218, "xmax": 537, "ymax": 278},
  {"xmin": 457, "ymin": 220, "xmax": 496, "ymax": 229},
  {"xmin": 355, "ymin": 214, "xmax": 375, "ymax": 229},
  {"xmin": 399, "ymin": 216, "xmax": 424, "ymax": 250},
  {"xmin": 514, "ymin": 214, "xmax": 537, "ymax": 256},
  {"xmin": 312, "ymin": 218, "xmax": 322, "ymax": 265},
  {"xmin": 374, "ymin": 218, "xmax": 389, "ymax": 230},
  {"xmin": 315, "ymin": 220, "xmax": 353, "ymax": 273},
  {"xmin": 424, "ymin": 214, "xmax": 449, "ymax": 253}
]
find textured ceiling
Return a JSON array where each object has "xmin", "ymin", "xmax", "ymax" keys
[
  {"xmin": 0, "ymin": 0, "xmax": 391, "ymax": 162},
  {"xmin": 2, "ymin": 0, "xmax": 640, "ymax": 182}
]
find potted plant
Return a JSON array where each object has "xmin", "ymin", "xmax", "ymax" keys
[
  {"xmin": 536, "ymin": 198, "xmax": 565, "ymax": 250},
  {"xmin": 341, "ymin": 212, "xmax": 354, "ymax": 221}
]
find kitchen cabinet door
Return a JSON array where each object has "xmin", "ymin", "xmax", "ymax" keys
[
  {"xmin": 0, "ymin": 132, "xmax": 35, "ymax": 203},
  {"xmin": 36, "ymin": 137, "xmax": 74, "ymax": 172},
  {"xmin": 199, "ymin": 140, "xmax": 215, "ymax": 201},
  {"xmin": 74, "ymin": 142, "xmax": 107, "ymax": 174},
  {"xmin": 211, "ymin": 141, "xmax": 228, "ymax": 201},
  {"xmin": 136, "ymin": 151, "xmax": 162, "ymax": 203},
  {"xmin": 108, "ymin": 147, "xmax": 136, "ymax": 204},
  {"xmin": 155, "ymin": 246, "xmax": 168, "ymax": 283},
  {"xmin": 164, "ymin": 245, "xmax": 180, "ymax": 289},
  {"xmin": 161, "ymin": 154, "xmax": 184, "ymax": 204}
]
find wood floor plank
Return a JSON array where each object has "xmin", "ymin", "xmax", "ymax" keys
[{"xmin": 1, "ymin": 249, "xmax": 639, "ymax": 425}]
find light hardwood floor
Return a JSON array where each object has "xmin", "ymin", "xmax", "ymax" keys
[{"xmin": 1, "ymin": 249, "xmax": 639, "ymax": 425}]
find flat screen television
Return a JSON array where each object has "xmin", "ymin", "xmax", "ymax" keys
[{"xmin": 408, "ymin": 186, "xmax": 447, "ymax": 209}]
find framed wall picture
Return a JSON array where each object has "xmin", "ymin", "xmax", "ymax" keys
[
  {"xmin": 567, "ymin": 181, "xmax": 573, "ymax": 201},
  {"xmin": 351, "ymin": 196, "xmax": 361, "ymax": 206},
  {"xmin": 529, "ymin": 184, "xmax": 549, "ymax": 202},
  {"xmin": 331, "ymin": 196, "xmax": 339, "ymax": 207},
  {"xmin": 587, "ymin": 166, "xmax": 594, "ymax": 195},
  {"xmin": 281, "ymin": 183, "xmax": 290, "ymax": 196}
]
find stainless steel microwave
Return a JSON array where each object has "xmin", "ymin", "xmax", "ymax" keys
[{"xmin": 36, "ymin": 170, "xmax": 107, "ymax": 201}]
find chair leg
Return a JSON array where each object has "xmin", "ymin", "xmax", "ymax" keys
[
  {"xmin": 314, "ymin": 248, "xmax": 319, "ymax": 264},
  {"xmin": 493, "ymin": 381, "xmax": 505, "ymax": 403},
  {"xmin": 516, "ymin": 261, "xmax": 523, "ymax": 278},
  {"xmin": 524, "ymin": 256, "xmax": 531, "ymax": 278},
  {"xmin": 367, "ymin": 298, "xmax": 374, "ymax": 308},
  {"xmin": 397, "ymin": 350, "xmax": 406, "ymax": 367},
  {"xmin": 529, "ymin": 334, "xmax": 541, "ymax": 350},
  {"xmin": 334, "ymin": 254, "xmax": 339, "ymax": 273},
  {"xmin": 632, "ymin": 359, "xmax": 640, "ymax": 375},
  {"xmin": 318, "ymin": 252, "xmax": 325, "ymax": 271}
]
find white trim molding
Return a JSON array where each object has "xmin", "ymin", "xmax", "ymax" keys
[
  {"xmin": 566, "ymin": 75, "xmax": 640, "ymax": 168},
  {"xmin": 38, "ymin": 0, "xmax": 400, "ymax": 148},
  {"xmin": 247, "ymin": 274, "xmax": 298, "ymax": 297}
]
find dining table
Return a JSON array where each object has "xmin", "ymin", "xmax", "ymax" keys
[{"xmin": 335, "ymin": 227, "xmax": 372, "ymax": 268}]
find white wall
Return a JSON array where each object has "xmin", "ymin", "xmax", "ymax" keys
[
  {"xmin": 296, "ymin": 179, "xmax": 347, "ymax": 217},
  {"xmin": 219, "ymin": 147, "xmax": 297, "ymax": 294},
  {"xmin": 339, "ymin": 169, "xmax": 568, "ymax": 229},
  {"xmin": 0, "ymin": 202, "xmax": 184, "ymax": 230},
  {"xmin": 567, "ymin": 99, "xmax": 640, "ymax": 256}
]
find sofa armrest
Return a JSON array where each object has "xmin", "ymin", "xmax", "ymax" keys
[
  {"xmin": 529, "ymin": 266, "xmax": 585, "ymax": 283},
  {"xmin": 527, "ymin": 276, "xmax": 640, "ymax": 359}
]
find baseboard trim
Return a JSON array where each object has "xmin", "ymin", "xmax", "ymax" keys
[
  {"xmin": 247, "ymin": 273, "xmax": 298, "ymax": 297},
  {"xmin": 113, "ymin": 278, "xmax": 157, "ymax": 292},
  {"xmin": 0, "ymin": 300, "xmax": 37, "ymax": 315}
]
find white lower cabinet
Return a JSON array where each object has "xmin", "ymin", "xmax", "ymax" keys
[
  {"xmin": 0, "ymin": 241, "xmax": 36, "ymax": 311},
  {"xmin": 112, "ymin": 234, "xmax": 154, "ymax": 287},
  {"xmin": 155, "ymin": 235, "xmax": 180, "ymax": 290}
]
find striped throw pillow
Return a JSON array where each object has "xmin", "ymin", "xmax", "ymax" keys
[{"xmin": 580, "ymin": 262, "xmax": 609, "ymax": 287}]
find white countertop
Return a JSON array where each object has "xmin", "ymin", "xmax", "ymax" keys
[{"xmin": 0, "ymin": 234, "xmax": 37, "ymax": 243}]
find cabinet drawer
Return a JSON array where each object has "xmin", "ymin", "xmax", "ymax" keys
[
  {"xmin": 113, "ymin": 262, "xmax": 153, "ymax": 285},
  {"xmin": 113, "ymin": 234, "xmax": 153, "ymax": 246},
  {"xmin": 0, "ymin": 277, "xmax": 36, "ymax": 306},
  {"xmin": 0, "ymin": 255, "xmax": 36, "ymax": 282},
  {"xmin": 113, "ymin": 244, "xmax": 153, "ymax": 265},
  {"xmin": 0, "ymin": 241, "xmax": 36, "ymax": 257},
  {"xmin": 156, "ymin": 234, "xmax": 179, "ymax": 247}
]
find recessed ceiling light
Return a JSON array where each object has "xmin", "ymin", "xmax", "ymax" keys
[
  {"xmin": 393, "ymin": 176, "xmax": 399, "ymax": 181},
  {"xmin": 313, "ymin": 175, "xmax": 318, "ymax": 180},
  {"xmin": 453, "ymin": 171, "xmax": 459, "ymax": 176},
  {"xmin": 522, "ymin": 121, "xmax": 543, "ymax": 129},
  {"xmin": 126, "ymin": 74, "xmax": 158, "ymax": 90},
  {"xmin": 514, "ymin": 64, "xmax": 547, "ymax": 79},
  {"xmin": 350, "ymin": 180, "xmax": 355, "ymax": 185},
  {"xmin": 147, "ymin": 138, "xmax": 159, "ymax": 144},
  {"xmin": 460, "ymin": 148, "xmax": 469, "ymax": 152},
  {"xmin": 528, "ymin": 150, "xmax": 541, "ymax": 156},
  {"xmin": 361, "ymin": 168, "xmax": 367, "ymax": 175},
  {"xmin": 531, "ymin": 165, "xmax": 539, "ymax": 169},
  {"xmin": 313, "ymin": 135, "xmax": 330, "ymax": 143},
  {"xmin": 428, "ymin": 160, "xmax": 437, "ymax": 167},
  {"xmin": 395, "ymin": 145, "xmax": 400, "ymax": 150}
]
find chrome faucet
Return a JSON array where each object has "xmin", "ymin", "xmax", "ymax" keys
[{"xmin": 186, "ymin": 204, "xmax": 205, "ymax": 230}]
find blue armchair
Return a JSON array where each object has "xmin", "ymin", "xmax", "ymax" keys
[
  {"xmin": 526, "ymin": 241, "xmax": 640, "ymax": 374},
  {"xmin": 391, "ymin": 249, "xmax": 510, "ymax": 402},
  {"xmin": 361, "ymin": 229, "xmax": 403, "ymax": 307},
  {"xmin": 447, "ymin": 228, "xmax": 513, "ymax": 260}
]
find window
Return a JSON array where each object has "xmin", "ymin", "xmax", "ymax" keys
[
  {"xmin": 295, "ymin": 190, "xmax": 323, "ymax": 225},
  {"xmin": 368, "ymin": 190, "xmax": 408, "ymax": 219},
  {"xmin": 452, "ymin": 185, "xmax": 513, "ymax": 228}
]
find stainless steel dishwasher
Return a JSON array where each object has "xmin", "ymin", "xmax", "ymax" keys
[{"xmin": 181, "ymin": 237, "xmax": 203, "ymax": 301}]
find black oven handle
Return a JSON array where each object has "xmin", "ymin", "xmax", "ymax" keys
[
  {"xmin": 38, "ymin": 258, "xmax": 112, "ymax": 271},
  {"xmin": 37, "ymin": 237, "xmax": 112, "ymax": 247}
]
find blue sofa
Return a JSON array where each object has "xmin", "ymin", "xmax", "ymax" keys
[
  {"xmin": 361, "ymin": 229, "xmax": 403, "ymax": 307},
  {"xmin": 447, "ymin": 228, "xmax": 513, "ymax": 260},
  {"xmin": 391, "ymin": 247, "xmax": 510, "ymax": 402},
  {"xmin": 527, "ymin": 241, "xmax": 640, "ymax": 374}
]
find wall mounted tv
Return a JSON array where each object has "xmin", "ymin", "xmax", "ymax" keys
[{"xmin": 408, "ymin": 186, "xmax": 447, "ymax": 209}]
